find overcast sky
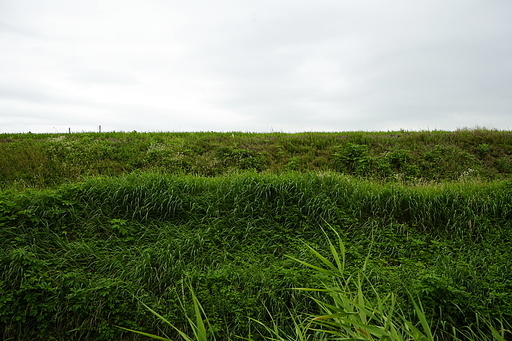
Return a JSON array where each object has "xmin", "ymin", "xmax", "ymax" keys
[{"xmin": 1, "ymin": 0, "xmax": 511, "ymax": 133}]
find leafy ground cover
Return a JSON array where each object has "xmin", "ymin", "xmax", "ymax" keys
[
  {"xmin": 1, "ymin": 128, "xmax": 511, "ymax": 189},
  {"xmin": 1, "ymin": 172, "xmax": 511, "ymax": 340}
]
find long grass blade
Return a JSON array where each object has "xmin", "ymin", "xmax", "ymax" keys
[{"xmin": 115, "ymin": 325, "xmax": 174, "ymax": 341}]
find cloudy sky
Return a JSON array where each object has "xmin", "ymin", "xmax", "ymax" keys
[{"xmin": 1, "ymin": 0, "xmax": 511, "ymax": 133}]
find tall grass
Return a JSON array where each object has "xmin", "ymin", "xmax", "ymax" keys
[
  {"xmin": 1, "ymin": 172, "xmax": 511, "ymax": 340},
  {"xmin": 61, "ymin": 172, "xmax": 511, "ymax": 236},
  {"xmin": 122, "ymin": 228, "xmax": 510, "ymax": 341}
]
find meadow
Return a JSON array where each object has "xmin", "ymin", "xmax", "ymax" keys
[{"xmin": 0, "ymin": 129, "xmax": 511, "ymax": 340}]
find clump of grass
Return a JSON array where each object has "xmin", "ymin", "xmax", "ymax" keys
[
  {"xmin": 283, "ymin": 226, "xmax": 510, "ymax": 341},
  {"xmin": 286, "ymin": 227, "xmax": 436, "ymax": 341}
]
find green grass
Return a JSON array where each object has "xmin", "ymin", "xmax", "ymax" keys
[
  {"xmin": 120, "ymin": 227, "xmax": 511, "ymax": 341},
  {"xmin": 1, "ymin": 128, "xmax": 511, "ymax": 339},
  {"xmin": 1, "ymin": 172, "xmax": 511, "ymax": 340},
  {"xmin": 1, "ymin": 128, "xmax": 511, "ymax": 189}
]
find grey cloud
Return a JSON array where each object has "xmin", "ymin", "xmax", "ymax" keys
[{"xmin": 1, "ymin": 0, "xmax": 512, "ymax": 133}]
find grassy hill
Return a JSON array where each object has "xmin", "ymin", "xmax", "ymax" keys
[
  {"xmin": 0, "ymin": 129, "xmax": 511, "ymax": 340},
  {"xmin": 1, "ymin": 128, "xmax": 511, "ymax": 189}
]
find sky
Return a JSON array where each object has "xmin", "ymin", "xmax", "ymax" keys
[{"xmin": 1, "ymin": 0, "xmax": 512, "ymax": 133}]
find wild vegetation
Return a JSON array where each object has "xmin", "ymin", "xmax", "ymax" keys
[
  {"xmin": 0, "ymin": 129, "xmax": 511, "ymax": 340},
  {"xmin": 1, "ymin": 128, "xmax": 511, "ymax": 189}
]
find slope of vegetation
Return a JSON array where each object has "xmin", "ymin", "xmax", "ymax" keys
[
  {"xmin": 0, "ymin": 129, "xmax": 511, "ymax": 340},
  {"xmin": 1, "ymin": 128, "xmax": 511, "ymax": 189}
]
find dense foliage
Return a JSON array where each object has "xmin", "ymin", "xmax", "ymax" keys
[
  {"xmin": 1, "ymin": 129, "xmax": 511, "ymax": 340},
  {"xmin": 1, "ymin": 172, "xmax": 511, "ymax": 340},
  {"xmin": 1, "ymin": 128, "xmax": 511, "ymax": 189}
]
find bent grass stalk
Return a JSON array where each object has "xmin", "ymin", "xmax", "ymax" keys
[{"xmin": 116, "ymin": 287, "xmax": 212, "ymax": 341}]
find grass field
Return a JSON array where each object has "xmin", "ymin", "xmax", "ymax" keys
[
  {"xmin": 1, "ymin": 129, "xmax": 511, "ymax": 340},
  {"xmin": 1, "ymin": 128, "xmax": 512, "ymax": 189}
]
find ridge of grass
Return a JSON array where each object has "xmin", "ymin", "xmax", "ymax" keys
[{"xmin": 1, "ymin": 128, "xmax": 511, "ymax": 189}]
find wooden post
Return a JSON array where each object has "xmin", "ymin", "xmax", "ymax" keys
[{"xmin": 99, "ymin": 125, "xmax": 101, "ymax": 133}]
